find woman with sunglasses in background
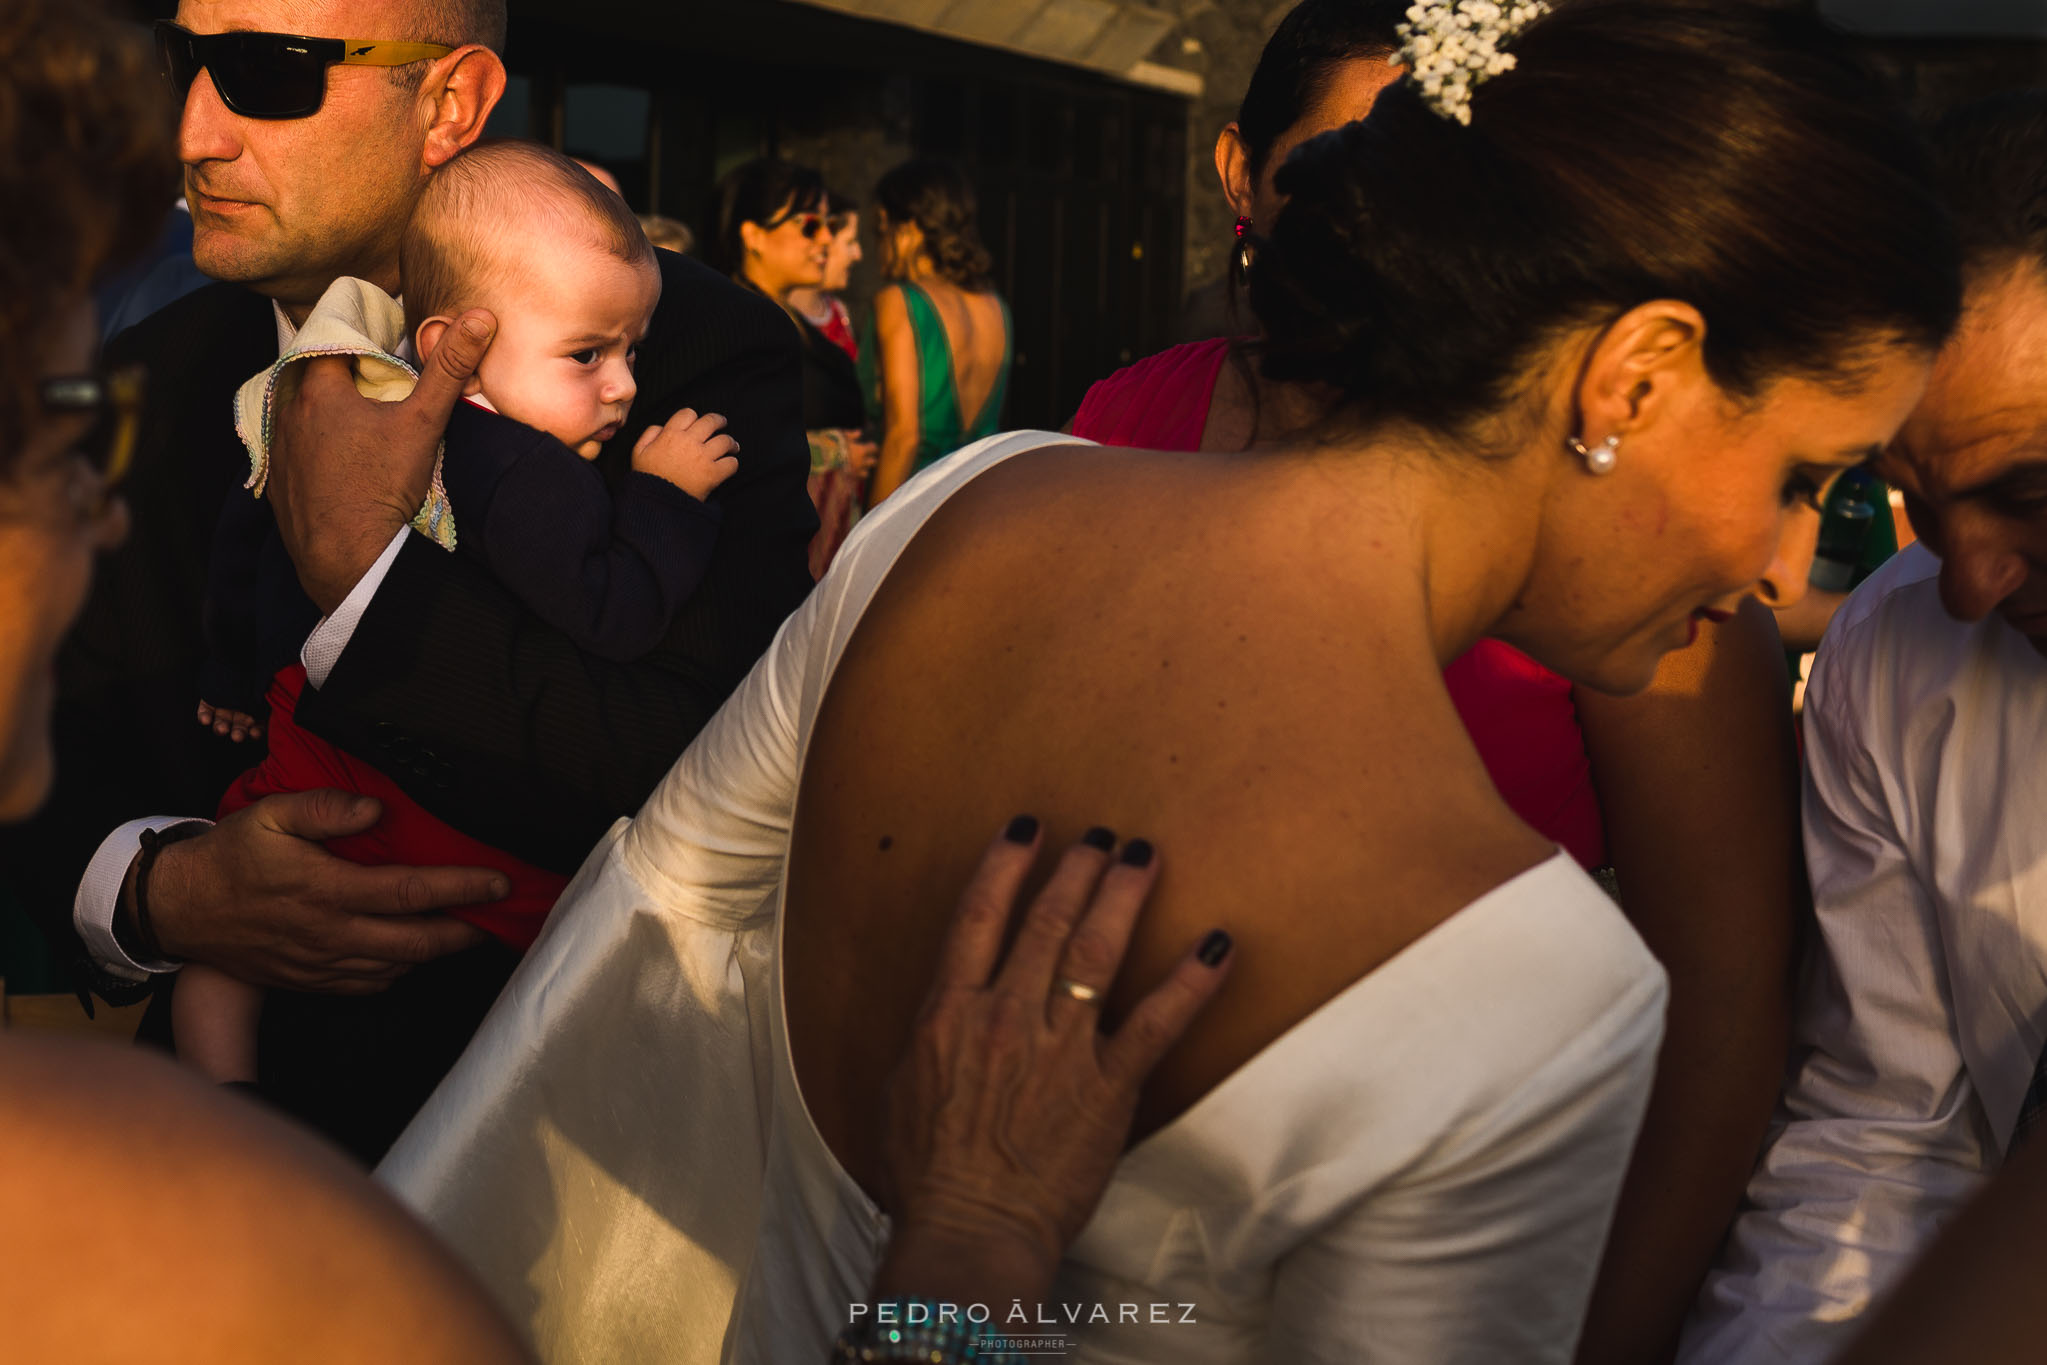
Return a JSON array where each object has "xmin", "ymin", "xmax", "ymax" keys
[
  {"xmin": 787, "ymin": 192, "xmax": 878, "ymax": 577},
  {"xmin": 863, "ymin": 158, "xmax": 1013, "ymax": 506},
  {"xmin": 712, "ymin": 157, "xmax": 872, "ymax": 576}
]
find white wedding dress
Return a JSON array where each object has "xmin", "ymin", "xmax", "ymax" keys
[{"xmin": 379, "ymin": 431, "xmax": 1668, "ymax": 1365}]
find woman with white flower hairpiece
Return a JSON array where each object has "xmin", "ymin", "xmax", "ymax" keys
[
  {"xmin": 378, "ymin": 2, "xmax": 1957, "ymax": 1362},
  {"xmin": 1077, "ymin": 2, "xmax": 1817, "ymax": 1354}
]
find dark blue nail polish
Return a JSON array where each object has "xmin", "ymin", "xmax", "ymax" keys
[
  {"xmin": 1004, "ymin": 815, "xmax": 1039, "ymax": 844},
  {"xmin": 1197, "ymin": 929, "xmax": 1233, "ymax": 967},
  {"xmin": 1081, "ymin": 826, "xmax": 1116, "ymax": 851},
  {"xmin": 1119, "ymin": 838, "xmax": 1154, "ymax": 868}
]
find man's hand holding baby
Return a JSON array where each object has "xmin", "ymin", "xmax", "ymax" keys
[
  {"xmin": 631, "ymin": 407, "xmax": 741, "ymax": 500},
  {"xmin": 271, "ymin": 309, "xmax": 499, "ymax": 613}
]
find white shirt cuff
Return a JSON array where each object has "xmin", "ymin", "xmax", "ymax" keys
[
  {"xmin": 302, "ymin": 527, "xmax": 409, "ymax": 688},
  {"xmin": 74, "ymin": 817, "xmax": 212, "ymax": 977}
]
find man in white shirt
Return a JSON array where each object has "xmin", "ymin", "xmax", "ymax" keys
[{"xmin": 1680, "ymin": 91, "xmax": 2047, "ymax": 1363}]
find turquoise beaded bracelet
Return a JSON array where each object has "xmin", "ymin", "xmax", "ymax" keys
[{"xmin": 831, "ymin": 1299, "xmax": 1025, "ymax": 1364}]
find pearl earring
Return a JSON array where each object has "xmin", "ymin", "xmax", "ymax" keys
[{"xmin": 1566, "ymin": 433, "xmax": 1620, "ymax": 475}]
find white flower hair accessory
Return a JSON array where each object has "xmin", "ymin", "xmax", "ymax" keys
[{"xmin": 1396, "ymin": 0, "xmax": 1550, "ymax": 126}]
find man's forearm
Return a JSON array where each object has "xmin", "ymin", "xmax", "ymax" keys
[
  {"xmin": 267, "ymin": 323, "xmax": 495, "ymax": 615},
  {"xmin": 302, "ymin": 528, "xmax": 408, "ymax": 686},
  {"xmin": 293, "ymin": 512, "xmax": 415, "ymax": 615}
]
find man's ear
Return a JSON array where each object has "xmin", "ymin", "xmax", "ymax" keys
[
  {"xmin": 420, "ymin": 46, "xmax": 507, "ymax": 170},
  {"xmin": 414, "ymin": 316, "xmax": 484, "ymax": 396},
  {"xmin": 1573, "ymin": 299, "xmax": 1709, "ymax": 442},
  {"xmin": 1216, "ymin": 123, "xmax": 1255, "ymax": 221}
]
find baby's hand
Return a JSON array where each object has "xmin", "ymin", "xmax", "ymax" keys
[
  {"xmin": 197, "ymin": 700, "xmax": 263, "ymax": 744},
  {"xmin": 631, "ymin": 408, "xmax": 740, "ymax": 501}
]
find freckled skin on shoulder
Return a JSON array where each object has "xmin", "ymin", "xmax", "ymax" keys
[{"xmin": 783, "ymin": 443, "xmax": 1549, "ymax": 1201}]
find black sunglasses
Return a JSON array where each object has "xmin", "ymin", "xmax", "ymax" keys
[
  {"xmin": 761, "ymin": 200, "xmax": 833, "ymax": 240},
  {"xmin": 154, "ymin": 21, "xmax": 452, "ymax": 121},
  {"xmin": 784, "ymin": 213, "xmax": 832, "ymax": 240},
  {"xmin": 39, "ymin": 366, "xmax": 146, "ymax": 491}
]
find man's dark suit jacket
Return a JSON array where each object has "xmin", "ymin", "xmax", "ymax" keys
[
  {"xmin": 201, "ymin": 402, "xmax": 727, "ymax": 716},
  {"xmin": 0, "ymin": 249, "xmax": 818, "ymax": 1163}
]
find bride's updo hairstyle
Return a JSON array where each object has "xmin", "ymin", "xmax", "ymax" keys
[{"xmin": 1251, "ymin": 0, "xmax": 1960, "ymax": 440}]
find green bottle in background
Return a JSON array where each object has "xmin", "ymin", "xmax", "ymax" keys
[
  {"xmin": 1810, "ymin": 471, "xmax": 1878, "ymax": 592},
  {"xmin": 1788, "ymin": 470, "xmax": 1902, "ymax": 688}
]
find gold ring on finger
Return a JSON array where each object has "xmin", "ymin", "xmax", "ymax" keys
[{"xmin": 1052, "ymin": 976, "xmax": 1101, "ymax": 1005}]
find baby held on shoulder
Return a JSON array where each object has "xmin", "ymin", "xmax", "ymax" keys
[
  {"xmin": 197, "ymin": 142, "xmax": 734, "ymax": 740},
  {"xmin": 401, "ymin": 145, "xmax": 735, "ymax": 473},
  {"xmin": 178, "ymin": 142, "xmax": 735, "ymax": 1087}
]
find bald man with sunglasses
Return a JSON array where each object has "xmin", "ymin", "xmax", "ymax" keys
[{"xmin": 0, "ymin": 0, "xmax": 818, "ymax": 1163}]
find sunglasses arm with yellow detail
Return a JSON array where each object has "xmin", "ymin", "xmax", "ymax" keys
[
  {"xmin": 155, "ymin": 22, "xmax": 455, "ymax": 121},
  {"xmin": 328, "ymin": 39, "xmax": 456, "ymax": 67}
]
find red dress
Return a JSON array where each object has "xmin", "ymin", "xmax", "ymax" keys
[
  {"xmin": 216, "ymin": 665, "xmax": 567, "ymax": 950},
  {"xmin": 1069, "ymin": 341, "xmax": 1607, "ymax": 870},
  {"xmin": 806, "ymin": 296, "xmax": 865, "ymax": 580}
]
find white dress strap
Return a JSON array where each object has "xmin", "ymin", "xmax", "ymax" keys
[{"xmin": 377, "ymin": 431, "xmax": 1085, "ymax": 1364}]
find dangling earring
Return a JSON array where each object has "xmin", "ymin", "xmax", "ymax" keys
[
  {"xmin": 1234, "ymin": 215, "xmax": 1255, "ymax": 274},
  {"xmin": 1566, "ymin": 433, "xmax": 1621, "ymax": 475}
]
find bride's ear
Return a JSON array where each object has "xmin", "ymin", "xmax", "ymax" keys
[
  {"xmin": 1216, "ymin": 124, "xmax": 1255, "ymax": 220},
  {"xmin": 1573, "ymin": 299, "xmax": 1709, "ymax": 441},
  {"xmin": 415, "ymin": 315, "xmax": 484, "ymax": 396}
]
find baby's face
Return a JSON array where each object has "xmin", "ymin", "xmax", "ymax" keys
[{"xmin": 471, "ymin": 242, "xmax": 661, "ymax": 458}]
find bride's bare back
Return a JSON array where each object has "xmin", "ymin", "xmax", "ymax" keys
[{"xmin": 783, "ymin": 442, "xmax": 1550, "ymax": 1202}]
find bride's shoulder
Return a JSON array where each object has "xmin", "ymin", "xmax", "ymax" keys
[{"xmin": 816, "ymin": 432, "xmax": 1108, "ymax": 611}]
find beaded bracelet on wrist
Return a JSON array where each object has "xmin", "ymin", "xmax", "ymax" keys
[
  {"xmin": 808, "ymin": 429, "xmax": 851, "ymax": 475},
  {"xmin": 831, "ymin": 1299, "xmax": 1024, "ymax": 1364}
]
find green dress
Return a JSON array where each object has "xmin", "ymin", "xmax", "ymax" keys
[{"xmin": 861, "ymin": 281, "xmax": 1013, "ymax": 473}]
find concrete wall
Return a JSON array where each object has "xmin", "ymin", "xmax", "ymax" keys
[
  {"xmin": 1162, "ymin": 0, "xmax": 1289, "ymax": 306},
  {"xmin": 775, "ymin": 76, "xmax": 918, "ymax": 315}
]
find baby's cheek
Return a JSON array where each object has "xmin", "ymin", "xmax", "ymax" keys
[
  {"xmin": 468, "ymin": 345, "xmax": 516, "ymax": 403},
  {"xmin": 471, "ymin": 349, "xmax": 555, "ymax": 422}
]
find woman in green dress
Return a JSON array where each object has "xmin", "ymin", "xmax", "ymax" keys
[{"xmin": 864, "ymin": 159, "xmax": 1013, "ymax": 505}]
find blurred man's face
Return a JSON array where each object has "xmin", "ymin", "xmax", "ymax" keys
[
  {"xmin": 822, "ymin": 211, "xmax": 861, "ymax": 294},
  {"xmin": 173, "ymin": 0, "xmax": 438, "ymax": 312},
  {"xmin": 1877, "ymin": 258, "xmax": 2047, "ymax": 655}
]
